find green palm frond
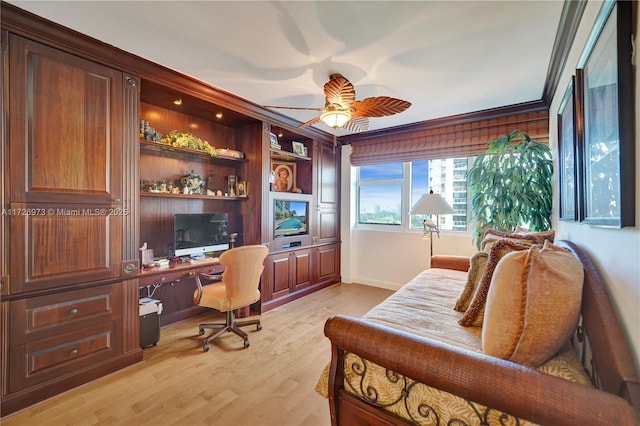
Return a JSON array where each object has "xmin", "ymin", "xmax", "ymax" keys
[{"xmin": 467, "ymin": 130, "xmax": 553, "ymax": 248}]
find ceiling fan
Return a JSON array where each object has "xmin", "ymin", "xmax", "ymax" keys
[{"xmin": 265, "ymin": 73, "xmax": 411, "ymax": 132}]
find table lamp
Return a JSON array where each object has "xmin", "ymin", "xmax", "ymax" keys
[{"xmin": 409, "ymin": 190, "xmax": 454, "ymax": 257}]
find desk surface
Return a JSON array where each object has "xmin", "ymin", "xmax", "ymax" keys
[{"xmin": 139, "ymin": 257, "xmax": 221, "ymax": 277}]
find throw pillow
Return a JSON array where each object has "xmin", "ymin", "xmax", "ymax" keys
[
  {"xmin": 458, "ymin": 239, "xmax": 532, "ymax": 327},
  {"xmin": 481, "ymin": 241, "xmax": 584, "ymax": 367},
  {"xmin": 453, "ymin": 251, "xmax": 488, "ymax": 312},
  {"xmin": 481, "ymin": 229, "xmax": 555, "ymax": 252}
]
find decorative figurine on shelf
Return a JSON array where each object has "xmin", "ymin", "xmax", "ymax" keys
[{"xmin": 180, "ymin": 170, "xmax": 204, "ymax": 195}]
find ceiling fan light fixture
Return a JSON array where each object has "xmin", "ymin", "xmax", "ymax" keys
[{"xmin": 320, "ymin": 109, "xmax": 351, "ymax": 128}]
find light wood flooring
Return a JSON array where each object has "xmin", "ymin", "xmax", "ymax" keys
[{"xmin": 3, "ymin": 283, "xmax": 393, "ymax": 426}]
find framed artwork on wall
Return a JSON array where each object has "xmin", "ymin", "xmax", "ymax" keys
[
  {"xmin": 576, "ymin": 1, "xmax": 634, "ymax": 228},
  {"xmin": 557, "ymin": 76, "xmax": 578, "ymax": 221},
  {"xmin": 271, "ymin": 161, "xmax": 296, "ymax": 192}
]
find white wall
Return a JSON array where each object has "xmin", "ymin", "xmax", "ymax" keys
[
  {"xmin": 341, "ymin": 0, "xmax": 639, "ymax": 371},
  {"xmin": 550, "ymin": 1, "xmax": 640, "ymax": 371},
  {"xmin": 340, "ymin": 145, "xmax": 477, "ymax": 290}
]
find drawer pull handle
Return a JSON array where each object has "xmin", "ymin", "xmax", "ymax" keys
[
  {"xmin": 69, "ymin": 308, "xmax": 78, "ymax": 315},
  {"xmin": 70, "ymin": 348, "xmax": 79, "ymax": 356}
]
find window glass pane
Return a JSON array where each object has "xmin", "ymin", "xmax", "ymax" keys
[
  {"xmin": 409, "ymin": 158, "xmax": 469, "ymax": 231},
  {"xmin": 411, "ymin": 159, "xmax": 429, "ymax": 202},
  {"xmin": 359, "ymin": 163, "xmax": 403, "ymax": 181},
  {"xmin": 359, "ymin": 184, "xmax": 402, "ymax": 225}
]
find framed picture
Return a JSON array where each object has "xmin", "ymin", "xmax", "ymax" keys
[
  {"xmin": 237, "ymin": 181, "xmax": 247, "ymax": 197},
  {"xmin": 271, "ymin": 161, "xmax": 296, "ymax": 192},
  {"xmin": 292, "ymin": 141, "xmax": 305, "ymax": 156},
  {"xmin": 269, "ymin": 132, "xmax": 279, "ymax": 146},
  {"xmin": 576, "ymin": 1, "xmax": 634, "ymax": 227},
  {"xmin": 557, "ymin": 76, "xmax": 577, "ymax": 221}
]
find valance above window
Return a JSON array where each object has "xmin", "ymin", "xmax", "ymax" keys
[{"xmin": 349, "ymin": 110, "xmax": 549, "ymax": 166}]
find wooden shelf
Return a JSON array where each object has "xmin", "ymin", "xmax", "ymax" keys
[
  {"xmin": 141, "ymin": 192, "xmax": 247, "ymax": 201},
  {"xmin": 140, "ymin": 140, "xmax": 247, "ymax": 163},
  {"xmin": 270, "ymin": 147, "xmax": 311, "ymax": 162}
]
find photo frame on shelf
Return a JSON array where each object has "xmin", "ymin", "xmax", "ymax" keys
[
  {"xmin": 557, "ymin": 76, "xmax": 578, "ymax": 221},
  {"xmin": 576, "ymin": 1, "xmax": 634, "ymax": 227},
  {"xmin": 238, "ymin": 181, "xmax": 247, "ymax": 197},
  {"xmin": 292, "ymin": 141, "xmax": 305, "ymax": 156},
  {"xmin": 271, "ymin": 161, "xmax": 296, "ymax": 192},
  {"xmin": 269, "ymin": 132, "xmax": 279, "ymax": 146}
]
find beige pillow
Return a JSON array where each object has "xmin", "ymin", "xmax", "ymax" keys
[
  {"xmin": 482, "ymin": 241, "xmax": 584, "ymax": 367},
  {"xmin": 453, "ymin": 251, "xmax": 488, "ymax": 312},
  {"xmin": 459, "ymin": 239, "xmax": 532, "ymax": 327}
]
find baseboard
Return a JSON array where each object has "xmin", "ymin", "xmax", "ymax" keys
[{"xmin": 345, "ymin": 279, "xmax": 403, "ymax": 291}]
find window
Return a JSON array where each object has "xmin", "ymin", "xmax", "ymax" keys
[
  {"xmin": 357, "ymin": 158, "xmax": 471, "ymax": 231},
  {"xmin": 358, "ymin": 163, "xmax": 403, "ymax": 225}
]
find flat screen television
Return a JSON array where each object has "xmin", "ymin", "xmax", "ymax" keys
[
  {"xmin": 273, "ymin": 199, "xmax": 308, "ymax": 238},
  {"xmin": 174, "ymin": 213, "xmax": 229, "ymax": 257}
]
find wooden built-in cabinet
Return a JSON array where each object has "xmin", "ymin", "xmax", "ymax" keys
[
  {"xmin": 2, "ymin": 26, "xmax": 142, "ymax": 416},
  {"xmin": 259, "ymin": 132, "xmax": 341, "ymax": 311},
  {"xmin": 1, "ymin": 3, "xmax": 340, "ymax": 416},
  {"xmin": 8, "ymin": 34, "xmax": 131, "ymax": 293}
]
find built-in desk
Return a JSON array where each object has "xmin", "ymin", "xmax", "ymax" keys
[{"xmin": 138, "ymin": 258, "xmax": 224, "ymax": 325}]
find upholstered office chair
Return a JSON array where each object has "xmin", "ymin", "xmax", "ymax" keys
[{"xmin": 193, "ymin": 245, "xmax": 268, "ymax": 352}]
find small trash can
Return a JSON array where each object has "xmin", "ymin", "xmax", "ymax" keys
[{"xmin": 139, "ymin": 298, "xmax": 162, "ymax": 348}]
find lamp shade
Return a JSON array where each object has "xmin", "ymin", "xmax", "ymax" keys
[
  {"xmin": 409, "ymin": 190, "xmax": 454, "ymax": 215},
  {"xmin": 320, "ymin": 109, "xmax": 351, "ymax": 128}
]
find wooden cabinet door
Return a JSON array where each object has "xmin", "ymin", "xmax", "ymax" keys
[
  {"xmin": 315, "ymin": 243, "xmax": 340, "ymax": 285},
  {"xmin": 8, "ymin": 34, "xmax": 123, "ymax": 204},
  {"xmin": 268, "ymin": 252, "xmax": 293, "ymax": 300},
  {"xmin": 290, "ymin": 249, "xmax": 312, "ymax": 291},
  {"xmin": 314, "ymin": 141, "xmax": 340, "ymax": 244},
  {"xmin": 7, "ymin": 35, "xmax": 125, "ymax": 292},
  {"xmin": 264, "ymin": 248, "xmax": 312, "ymax": 301}
]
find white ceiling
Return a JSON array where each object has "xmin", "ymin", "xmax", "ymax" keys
[{"xmin": 7, "ymin": 0, "xmax": 564, "ymax": 135}]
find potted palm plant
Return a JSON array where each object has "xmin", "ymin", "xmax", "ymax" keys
[{"xmin": 467, "ymin": 130, "xmax": 553, "ymax": 247}]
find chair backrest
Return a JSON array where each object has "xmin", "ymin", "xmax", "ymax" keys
[{"xmin": 219, "ymin": 244, "xmax": 269, "ymax": 306}]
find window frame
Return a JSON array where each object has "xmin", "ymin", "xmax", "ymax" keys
[{"xmin": 355, "ymin": 159, "xmax": 472, "ymax": 234}]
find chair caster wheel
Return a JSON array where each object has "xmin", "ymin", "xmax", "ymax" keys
[
  {"xmin": 203, "ymin": 343, "xmax": 209, "ymax": 352},
  {"xmin": 243, "ymin": 339, "xmax": 250, "ymax": 349},
  {"xmin": 199, "ymin": 328, "xmax": 205, "ymax": 336},
  {"xmin": 257, "ymin": 323, "xmax": 262, "ymax": 331}
]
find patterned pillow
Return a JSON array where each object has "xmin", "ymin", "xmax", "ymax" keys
[
  {"xmin": 482, "ymin": 241, "xmax": 584, "ymax": 367},
  {"xmin": 453, "ymin": 251, "xmax": 488, "ymax": 312},
  {"xmin": 481, "ymin": 229, "xmax": 555, "ymax": 252},
  {"xmin": 458, "ymin": 239, "xmax": 532, "ymax": 327}
]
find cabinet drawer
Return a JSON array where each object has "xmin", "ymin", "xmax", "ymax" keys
[
  {"xmin": 11, "ymin": 285, "xmax": 121, "ymax": 345},
  {"xmin": 10, "ymin": 320, "xmax": 122, "ymax": 392}
]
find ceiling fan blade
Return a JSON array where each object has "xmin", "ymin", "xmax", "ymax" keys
[
  {"xmin": 344, "ymin": 116, "xmax": 369, "ymax": 132},
  {"xmin": 264, "ymin": 105, "xmax": 324, "ymax": 111},
  {"xmin": 324, "ymin": 74, "xmax": 356, "ymax": 109},
  {"xmin": 351, "ymin": 96, "xmax": 411, "ymax": 118},
  {"xmin": 297, "ymin": 115, "xmax": 321, "ymax": 128}
]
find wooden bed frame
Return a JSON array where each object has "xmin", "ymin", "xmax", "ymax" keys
[{"xmin": 324, "ymin": 240, "xmax": 640, "ymax": 425}]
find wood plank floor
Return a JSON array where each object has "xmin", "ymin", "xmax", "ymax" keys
[{"xmin": 3, "ymin": 283, "xmax": 393, "ymax": 426}]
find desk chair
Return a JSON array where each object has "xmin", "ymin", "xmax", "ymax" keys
[{"xmin": 193, "ymin": 244, "xmax": 268, "ymax": 352}]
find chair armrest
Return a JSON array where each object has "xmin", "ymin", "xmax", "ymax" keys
[
  {"xmin": 324, "ymin": 315, "xmax": 637, "ymax": 426},
  {"xmin": 430, "ymin": 255, "xmax": 470, "ymax": 271},
  {"xmin": 193, "ymin": 272, "xmax": 222, "ymax": 304}
]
